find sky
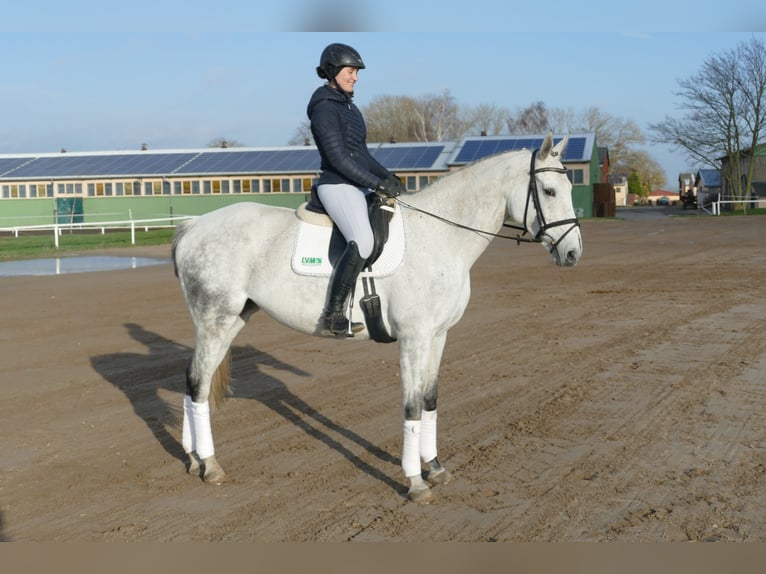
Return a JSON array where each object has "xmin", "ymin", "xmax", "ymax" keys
[{"xmin": 2, "ymin": 2, "xmax": 766, "ymax": 187}]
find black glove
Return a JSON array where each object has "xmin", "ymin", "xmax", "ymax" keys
[{"xmin": 374, "ymin": 175, "xmax": 406, "ymax": 198}]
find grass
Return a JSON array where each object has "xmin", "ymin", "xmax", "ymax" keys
[{"xmin": 0, "ymin": 228, "xmax": 175, "ymax": 261}]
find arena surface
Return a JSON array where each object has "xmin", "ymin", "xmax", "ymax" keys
[{"xmin": 1, "ymin": 210, "xmax": 765, "ymax": 541}]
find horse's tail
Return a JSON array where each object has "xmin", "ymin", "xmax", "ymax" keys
[
  {"xmin": 210, "ymin": 350, "xmax": 232, "ymax": 410},
  {"xmin": 171, "ymin": 218, "xmax": 197, "ymax": 278}
]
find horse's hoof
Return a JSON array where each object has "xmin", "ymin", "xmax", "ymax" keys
[
  {"xmin": 426, "ymin": 468, "xmax": 452, "ymax": 486},
  {"xmin": 201, "ymin": 456, "xmax": 226, "ymax": 484},
  {"xmin": 186, "ymin": 455, "xmax": 201, "ymax": 477},
  {"xmin": 407, "ymin": 485, "xmax": 433, "ymax": 504}
]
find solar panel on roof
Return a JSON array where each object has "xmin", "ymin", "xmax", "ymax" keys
[
  {"xmin": 176, "ymin": 149, "xmax": 321, "ymax": 174},
  {"xmin": 0, "ymin": 157, "xmax": 36, "ymax": 177},
  {"xmin": 371, "ymin": 145, "xmax": 444, "ymax": 170},
  {"xmin": 7, "ymin": 153, "xmax": 198, "ymax": 178},
  {"xmin": 453, "ymin": 136, "xmax": 587, "ymax": 164}
]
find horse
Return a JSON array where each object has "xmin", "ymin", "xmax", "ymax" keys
[{"xmin": 171, "ymin": 132, "xmax": 582, "ymax": 503}]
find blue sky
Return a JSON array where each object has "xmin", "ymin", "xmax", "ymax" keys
[{"xmin": 2, "ymin": 2, "xmax": 765, "ymax": 186}]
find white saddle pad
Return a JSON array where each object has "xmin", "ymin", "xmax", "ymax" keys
[{"xmin": 291, "ymin": 204, "xmax": 405, "ymax": 278}]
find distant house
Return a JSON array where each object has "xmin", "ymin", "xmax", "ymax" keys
[
  {"xmin": 718, "ymin": 142, "xmax": 766, "ymax": 201},
  {"xmin": 609, "ymin": 173, "xmax": 628, "ymax": 206},
  {"xmin": 695, "ymin": 169, "xmax": 722, "ymax": 207}
]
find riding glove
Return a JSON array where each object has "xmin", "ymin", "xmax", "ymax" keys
[{"xmin": 375, "ymin": 175, "xmax": 406, "ymax": 198}]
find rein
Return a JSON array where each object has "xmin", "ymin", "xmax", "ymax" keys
[{"xmin": 396, "ymin": 148, "xmax": 580, "ymax": 246}]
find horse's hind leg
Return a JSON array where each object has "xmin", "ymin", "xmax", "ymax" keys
[{"xmin": 183, "ymin": 304, "xmax": 255, "ymax": 483}]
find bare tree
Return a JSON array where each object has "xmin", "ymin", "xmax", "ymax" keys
[
  {"xmin": 207, "ymin": 137, "xmax": 245, "ymax": 148},
  {"xmin": 287, "ymin": 120, "xmax": 313, "ymax": 146},
  {"xmin": 363, "ymin": 90, "xmax": 470, "ymax": 142},
  {"xmin": 465, "ymin": 102, "xmax": 510, "ymax": 135},
  {"xmin": 506, "ymin": 101, "xmax": 551, "ymax": 134},
  {"xmin": 650, "ymin": 37, "xmax": 766, "ymax": 201}
]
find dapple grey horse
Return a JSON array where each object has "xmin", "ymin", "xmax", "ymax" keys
[{"xmin": 172, "ymin": 133, "xmax": 582, "ymax": 502}]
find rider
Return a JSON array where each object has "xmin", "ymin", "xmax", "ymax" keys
[{"xmin": 307, "ymin": 42, "xmax": 406, "ymax": 337}]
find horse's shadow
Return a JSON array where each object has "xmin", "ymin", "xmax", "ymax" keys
[{"xmin": 90, "ymin": 323, "xmax": 403, "ymax": 494}]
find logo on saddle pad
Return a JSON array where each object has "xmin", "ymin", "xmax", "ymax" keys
[{"xmin": 292, "ymin": 204, "xmax": 405, "ymax": 278}]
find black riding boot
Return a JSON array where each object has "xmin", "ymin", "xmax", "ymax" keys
[{"xmin": 322, "ymin": 241, "xmax": 367, "ymax": 337}]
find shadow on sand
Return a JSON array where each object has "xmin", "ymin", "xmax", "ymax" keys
[{"xmin": 90, "ymin": 323, "xmax": 404, "ymax": 495}]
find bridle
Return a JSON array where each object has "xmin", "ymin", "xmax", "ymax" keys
[
  {"xmin": 502, "ymin": 148, "xmax": 580, "ymax": 246},
  {"xmin": 395, "ymin": 147, "xmax": 580, "ymax": 247}
]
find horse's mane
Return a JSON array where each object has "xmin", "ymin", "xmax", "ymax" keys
[{"xmin": 415, "ymin": 148, "xmax": 528, "ymax": 200}]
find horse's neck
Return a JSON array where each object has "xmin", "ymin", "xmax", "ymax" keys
[{"xmin": 417, "ymin": 155, "xmax": 521, "ymax": 235}]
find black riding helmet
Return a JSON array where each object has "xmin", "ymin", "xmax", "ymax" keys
[{"xmin": 316, "ymin": 43, "xmax": 365, "ymax": 81}]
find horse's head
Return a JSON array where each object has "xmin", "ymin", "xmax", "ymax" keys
[{"xmin": 509, "ymin": 132, "xmax": 582, "ymax": 267}]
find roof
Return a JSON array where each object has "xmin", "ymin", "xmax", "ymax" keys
[
  {"xmin": 696, "ymin": 169, "xmax": 722, "ymax": 187},
  {"xmin": 448, "ymin": 133, "xmax": 596, "ymax": 165},
  {"xmin": 0, "ymin": 134, "xmax": 594, "ymax": 182}
]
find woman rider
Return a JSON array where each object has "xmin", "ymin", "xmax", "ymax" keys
[{"xmin": 307, "ymin": 43, "xmax": 406, "ymax": 337}]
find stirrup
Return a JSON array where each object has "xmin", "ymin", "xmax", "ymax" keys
[{"xmin": 323, "ymin": 312, "xmax": 364, "ymax": 337}]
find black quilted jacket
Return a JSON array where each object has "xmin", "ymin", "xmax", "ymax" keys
[{"xmin": 307, "ymin": 84, "xmax": 390, "ymax": 189}]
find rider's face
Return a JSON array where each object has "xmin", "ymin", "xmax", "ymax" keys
[{"xmin": 332, "ymin": 66, "xmax": 359, "ymax": 93}]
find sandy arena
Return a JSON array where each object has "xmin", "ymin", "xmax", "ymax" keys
[{"xmin": 1, "ymin": 209, "xmax": 765, "ymax": 542}]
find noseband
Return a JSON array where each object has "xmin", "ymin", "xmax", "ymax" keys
[{"xmin": 504, "ymin": 148, "xmax": 580, "ymax": 247}]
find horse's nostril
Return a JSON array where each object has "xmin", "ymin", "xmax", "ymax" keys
[{"xmin": 567, "ymin": 249, "xmax": 577, "ymax": 262}]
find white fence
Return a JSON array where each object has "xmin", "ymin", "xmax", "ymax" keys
[
  {"xmin": 702, "ymin": 199, "xmax": 762, "ymax": 215},
  {"xmin": 0, "ymin": 212, "xmax": 196, "ymax": 248}
]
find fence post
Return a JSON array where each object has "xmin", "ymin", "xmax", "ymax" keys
[{"xmin": 53, "ymin": 207, "xmax": 60, "ymax": 249}]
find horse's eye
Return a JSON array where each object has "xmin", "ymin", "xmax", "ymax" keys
[{"xmin": 543, "ymin": 188, "xmax": 556, "ymax": 197}]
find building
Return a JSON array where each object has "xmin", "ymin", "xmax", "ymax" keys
[
  {"xmin": 0, "ymin": 133, "xmax": 599, "ymax": 229},
  {"xmin": 719, "ymin": 143, "xmax": 766, "ymax": 205}
]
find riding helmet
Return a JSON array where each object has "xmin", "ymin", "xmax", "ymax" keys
[{"xmin": 316, "ymin": 43, "xmax": 365, "ymax": 80}]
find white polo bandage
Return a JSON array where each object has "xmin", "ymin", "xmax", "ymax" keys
[
  {"xmin": 420, "ymin": 409, "xmax": 438, "ymax": 462},
  {"xmin": 402, "ymin": 419, "xmax": 422, "ymax": 478},
  {"xmin": 182, "ymin": 395, "xmax": 195, "ymax": 453},
  {"xmin": 191, "ymin": 399, "xmax": 215, "ymax": 459}
]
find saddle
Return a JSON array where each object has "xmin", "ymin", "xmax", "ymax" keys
[
  {"xmin": 303, "ymin": 185, "xmax": 395, "ymax": 267},
  {"xmin": 294, "ymin": 186, "xmax": 399, "ymax": 343}
]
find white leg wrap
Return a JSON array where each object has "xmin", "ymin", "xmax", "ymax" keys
[
  {"xmin": 182, "ymin": 395, "xmax": 195, "ymax": 454},
  {"xmin": 402, "ymin": 420, "xmax": 422, "ymax": 478},
  {"xmin": 420, "ymin": 409, "xmax": 438, "ymax": 462},
  {"xmin": 191, "ymin": 400, "xmax": 215, "ymax": 460}
]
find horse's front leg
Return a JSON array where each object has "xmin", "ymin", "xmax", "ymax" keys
[{"xmin": 399, "ymin": 332, "xmax": 451, "ymax": 503}]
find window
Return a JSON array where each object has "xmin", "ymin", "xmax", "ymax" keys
[
  {"xmin": 406, "ymin": 176, "xmax": 416, "ymax": 191},
  {"xmin": 212, "ymin": 180, "xmax": 221, "ymax": 194},
  {"xmin": 263, "ymin": 179, "xmax": 272, "ymax": 193},
  {"xmin": 115, "ymin": 182, "xmax": 124, "ymax": 196},
  {"xmin": 242, "ymin": 179, "xmax": 252, "ymax": 193},
  {"xmin": 124, "ymin": 181, "xmax": 135, "ymax": 196},
  {"xmin": 567, "ymin": 169, "xmax": 584, "ymax": 185}
]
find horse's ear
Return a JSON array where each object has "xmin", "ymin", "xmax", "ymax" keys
[
  {"xmin": 539, "ymin": 132, "xmax": 554, "ymax": 160},
  {"xmin": 552, "ymin": 134, "xmax": 569, "ymax": 159}
]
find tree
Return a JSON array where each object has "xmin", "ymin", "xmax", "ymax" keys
[
  {"xmin": 550, "ymin": 106, "xmax": 645, "ymax": 174},
  {"xmin": 362, "ymin": 90, "xmax": 470, "ymax": 142},
  {"xmin": 650, "ymin": 37, "xmax": 766, "ymax": 201},
  {"xmin": 627, "ymin": 170, "xmax": 645, "ymax": 200},
  {"xmin": 506, "ymin": 101, "xmax": 551, "ymax": 134},
  {"xmin": 287, "ymin": 120, "xmax": 313, "ymax": 146},
  {"xmin": 465, "ymin": 102, "xmax": 510, "ymax": 136},
  {"xmin": 207, "ymin": 137, "xmax": 245, "ymax": 148}
]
